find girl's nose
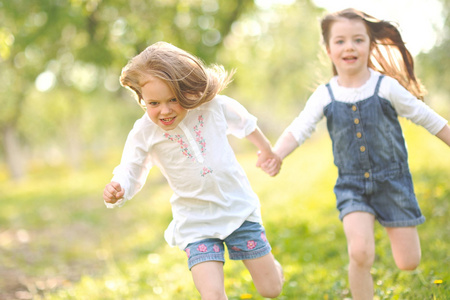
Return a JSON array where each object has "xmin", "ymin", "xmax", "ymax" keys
[
  {"xmin": 161, "ymin": 103, "xmax": 172, "ymax": 114},
  {"xmin": 345, "ymin": 41, "xmax": 355, "ymax": 50}
]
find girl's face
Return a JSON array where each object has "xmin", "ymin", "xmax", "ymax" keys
[
  {"xmin": 141, "ymin": 75, "xmax": 187, "ymax": 131},
  {"xmin": 326, "ymin": 18, "xmax": 371, "ymax": 78}
]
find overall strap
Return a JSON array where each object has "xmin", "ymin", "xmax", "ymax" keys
[
  {"xmin": 374, "ymin": 75, "xmax": 385, "ymax": 96},
  {"xmin": 325, "ymin": 83, "xmax": 336, "ymax": 102}
]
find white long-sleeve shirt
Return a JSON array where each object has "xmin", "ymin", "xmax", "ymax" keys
[
  {"xmin": 106, "ymin": 95, "xmax": 262, "ymax": 249},
  {"xmin": 287, "ymin": 69, "xmax": 447, "ymax": 146}
]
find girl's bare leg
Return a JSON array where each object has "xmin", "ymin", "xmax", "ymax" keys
[
  {"xmin": 386, "ymin": 226, "xmax": 421, "ymax": 270},
  {"xmin": 243, "ymin": 253, "xmax": 284, "ymax": 298},
  {"xmin": 343, "ymin": 212, "xmax": 376, "ymax": 300},
  {"xmin": 191, "ymin": 261, "xmax": 227, "ymax": 300}
]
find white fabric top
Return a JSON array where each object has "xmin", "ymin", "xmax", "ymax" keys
[
  {"xmin": 286, "ymin": 69, "xmax": 448, "ymax": 145},
  {"xmin": 106, "ymin": 95, "xmax": 262, "ymax": 249}
]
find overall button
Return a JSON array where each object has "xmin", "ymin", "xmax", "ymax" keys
[
  {"xmin": 354, "ymin": 118, "xmax": 360, "ymax": 124},
  {"xmin": 364, "ymin": 172, "xmax": 370, "ymax": 178},
  {"xmin": 356, "ymin": 132, "xmax": 362, "ymax": 138},
  {"xmin": 360, "ymin": 146, "xmax": 366, "ymax": 152},
  {"xmin": 352, "ymin": 105, "xmax": 357, "ymax": 111}
]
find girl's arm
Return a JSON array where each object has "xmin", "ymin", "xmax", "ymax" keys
[
  {"xmin": 273, "ymin": 131, "xmax": 299, "ymax": 160},
  {"xmin": 270, "ymin": 85, "xmax": 327, "ymax": 161},
  {"xmin": 436, "ymin": 124, "xmax": 450, "ymax": 147},
  {"xmin": 385, "ymin": 77, "xmax": 448, "ymax": 137},
  {"xmin": 104, "ymin": 117, "xmax": 154, "ymax": 208},
  {"xmin": 258, "ymin": 131, "xmax": 299, "ymax": 176},
  {"xmin": 246, "ymin": 127, "xmax": 281, "ymax": 176}
]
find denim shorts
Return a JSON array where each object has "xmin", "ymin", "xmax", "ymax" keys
[
  {"xmin": 335, "ymin": 170, "xmax": 425, "ymax": 227},
  {"xmin": 184, "ymin": 221, "xmax": 272, "ymax": 270}
]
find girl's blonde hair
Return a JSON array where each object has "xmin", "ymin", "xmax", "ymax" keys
[
  {"xmin": 321, "ymin": 8, "xmax": 426, "ymax": 100},
  {"xmin": 120, "ymin": 41, "xmax": 234, "ymax": 109}
]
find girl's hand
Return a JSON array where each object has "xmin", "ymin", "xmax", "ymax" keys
[
  {"xmin": 246, "ymin": 127, "xmax": 282, "ymax": 176},
  {"xmin": 103, "ymin": 181, "xmax": 125, "ymax": 204},
  {"xmin": 257, "ymin": 151, "xmax": 282, "ymax": 177}
]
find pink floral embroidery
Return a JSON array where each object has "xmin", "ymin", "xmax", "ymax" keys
[
  {"xmin": 197, "ymin": 244, "xmax": 208, "ymax": 252},
  {"xmin": 200, "ymin": 166, "xmax": 213, "ymax": 177},
  {"xmin": 231, "ymin": 246, "xmax": 242, "ymax": 251},
  {"xmin": 185, "ymin": 248, "xmax": 191, "ymax": 258},
  {"xmin": 213, "ymin": 244, "xmax": 220, "ymax": 253},
  {"xmin": 247, "ymin": 240, "xmax": 257, "ymax": 250},
  {"xmin": 164, "ymin": 133, "xmax": 194, "ymax": 160},
  {"xmin": 163, "ymin": 115, "xmax": 213, "ymax": 176},
  {"xmin": 194, "ymin": 115, "xmax": 207, "ymax": 154},
  {"xmin": 261, "ymin": 232, "xmax": 267, "ymax": 242}
]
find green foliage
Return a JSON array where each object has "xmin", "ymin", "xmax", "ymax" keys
[
  {"xmin": 1, "ymin": 0, "xmax": 448, "ymax": 181},
  {"xmin": 218, "ymin": 1, "xmax": 328, "ymax": 114},
  {"xmin": 0, "ymin": 0, "xmax": 449, "ymax": 297},
  {"xmin": 0, "ymin": 122, "xmax": 448, "ymax": 299},
  {"xmin": 416, "ymin": 0, "xmax": 450, "ymax": 96},
  {"xmin": 0, "ymin": 0, "xmax": 256, "ymax": 177}
]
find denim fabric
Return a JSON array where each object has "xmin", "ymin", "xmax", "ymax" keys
[
  {"xmin": 323, "ymin": 75, "xmax": 425, "ymax": 227},
  {"xmin": 184, "ymin": 221, "xmax": 272, "ymax": 270}
]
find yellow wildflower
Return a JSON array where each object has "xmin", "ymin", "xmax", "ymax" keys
[{"xmin": 240, "ymin": 293, "xmax": 252, "ymax": 299}]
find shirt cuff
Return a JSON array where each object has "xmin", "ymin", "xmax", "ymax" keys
[{"xmin": 104, "ymin": 198, "xmax": 126, "ymax": 209}]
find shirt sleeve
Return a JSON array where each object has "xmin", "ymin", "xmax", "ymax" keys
[
  {"xmin": 380, "ymin": 77, "xmax": 448, "ymax": 135},
  {"xmin": 285, "ymin": 85, "xmax": 328, "ymax": 146},
  {"xmin": 219, "ymin": 95, "xmax": 258, "ymax": 138},
  {"xmin": 106, "ymin": 117, "xmax": 154, "ymax": 208}
]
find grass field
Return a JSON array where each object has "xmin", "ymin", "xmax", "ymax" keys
[{"xmin": 0, "ymin": 121, "xmax": 449, "ymax": 300}]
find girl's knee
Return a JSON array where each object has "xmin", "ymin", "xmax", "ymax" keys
[
  {"xmin": 253, "ymin": 269, "xmax": 283, "ymax": 298},
  {"xmin": 395, "ymin": 255, "xmax": 421, "ymax": 271},
  {"xmin": 245, "ymin": 255, "xmax": 284, "ymax": 298},
  {"xmin": 258, "ymin": 284, "xmax": 283, "ymax": 299},
  {"xmin": 397, "ymin": 262, "xmax": 419, "ymax": 271},
  {"xmin": 259, "ymin": 266, "xmax": 284, "ymax": 298},
  {"xmin": 348, "ymin": 243, "xmax": 375, "ymax": 267}
]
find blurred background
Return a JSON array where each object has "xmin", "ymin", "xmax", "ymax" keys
[
  {"xmin": 1, "ymin": 0, "xmax": 449, "ymax": 299},
  {"xmin": 1, "ymin": 0, "xmax": 449, "ymax": 181}
]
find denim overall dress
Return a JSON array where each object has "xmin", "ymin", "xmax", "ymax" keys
[{"xmin": 323, "ymin": 75, "xmax": 425, "ymax": 227}]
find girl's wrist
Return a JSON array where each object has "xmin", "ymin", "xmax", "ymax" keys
[{"xmin": 258, "ymin": 147, "xmax": 274, "ymax": 156}]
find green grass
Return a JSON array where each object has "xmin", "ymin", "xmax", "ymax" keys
[{"xmin": 0, "ymin": 121, "xmax": 449, "ymax": 299}]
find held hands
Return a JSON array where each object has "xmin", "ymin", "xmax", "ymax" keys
[
  {"xmin": 103, "ymin": 181, "xmax": 125, "ymax": 204},
  {"xmin": 246, "ymin": 128, "xmax": 282, "ymax": 176},
  {"xmin": 256, "ymin": 150, "xmax": 282, "ymax": 177}
]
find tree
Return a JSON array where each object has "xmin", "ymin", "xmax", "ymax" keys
[
  {"xmin": 217, "ymin": 0, "xmax": 327, "ymax": 136},
  {"xmin": 0, "ymin": 0, "xmax": 255, "ymax": 180},
  {"xmin": 416, "ymin": 0, "xmax": 450, "ymax": 95},
  {"xmin": 0, "ymin": 0, "xmax": 72, "ymax": 179}
]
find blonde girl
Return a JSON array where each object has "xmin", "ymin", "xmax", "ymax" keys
[
  {"xmin": 102, "ymin": 42, "xmax": 283, "ymax": 299},
  {"xmin": 262, "ymin": 8, "xmax": 450, "ymax": 300}
]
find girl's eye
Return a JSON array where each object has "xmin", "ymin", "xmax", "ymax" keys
[
  {"xmin": 148, "ymin": 102, "xmax": 158, "ymax": 106},
  {"xmin": 170, "ymin": 98, "xmax": 177, "ymax": 102},
  {"xmin": 336, "ymin": 40, "xmax": 344, "ymax": 45},
  {"xmin": 355, "ymin": 38, "xmax": 364, "ymax": 43}
]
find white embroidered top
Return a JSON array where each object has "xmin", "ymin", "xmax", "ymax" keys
[
  {"xmin": 106, "ymin": 95, "xmax": 262, "ymax": 249},
  {"xmin": 286, "ymin": 69, "xmax": 448, "ymax": 145}
]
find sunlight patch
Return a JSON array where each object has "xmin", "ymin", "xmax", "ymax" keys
[{"xmin": 147, "ymin": 253, "xmax": 161, "ymax": 264}]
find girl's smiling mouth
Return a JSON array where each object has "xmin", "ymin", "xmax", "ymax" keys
[
  {"xmin": 160, "ymin": 117, "xmax": 176, "ymax": 125},
  {"xmin": 343, "ymin": 56, "xmax": 357, "ymax": 61}
]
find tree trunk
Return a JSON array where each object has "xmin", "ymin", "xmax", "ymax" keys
[
  {"xmin": 2, "ymin": 125, "xmax": 25, "ymax": 181},
  {"xmin": 66, "ymin": 120, "xmax": 82, "ymax": 171}
]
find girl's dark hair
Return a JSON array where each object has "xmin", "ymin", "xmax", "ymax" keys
[
  {"xmin": 321, "ymin": 8, "xmax": 426, "ymax": 100},
  {"xmin": 120, "ymin": 41, "xmax": 234, "ymax": 109}
]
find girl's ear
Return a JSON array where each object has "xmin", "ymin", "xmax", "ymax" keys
[{"xmin": 326, "ymin": 45, "xmax": 332, "ymax": 57}]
